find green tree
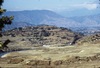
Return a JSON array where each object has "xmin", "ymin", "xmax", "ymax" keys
[{"xmin": 0, "ymin": 0, "xmax": 13, "ymax": 51}]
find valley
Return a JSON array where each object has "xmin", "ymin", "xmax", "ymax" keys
[
  {"xmin": 1, "ymin": 25, "xmax": 100, "ymax": 68},
  {"xmin": 0, "ymin": 10, "xmax": 100, "ymax": 68},
  {"xmin": 4, "ymin": 10, "xmax": 100, "ymax": 35},
  {"xmin": 1, "ymin": 0, "xmax": 100, "ymax": 67}
]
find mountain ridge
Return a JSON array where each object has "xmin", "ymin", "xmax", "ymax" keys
[
  {"xmin": 3, "ymin": 10, "xmax": 100, "ymax": 31},
  {"xmin": 4, "ymin": 10, "xmax": 80, "ymax": 30}
]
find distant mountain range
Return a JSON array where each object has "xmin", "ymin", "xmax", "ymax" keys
[
  {"xmin": 59, "ymin": 8, "xmax": 100, "ymax": 17},
  {"xmin": 3, "ymin": 10, "xmax": 100, "ymax": 31},
  {"xmin": 3, "ymin": 10, "xmax": 80, "ymax": 30},
  {"xmin": 70, "ymin": 14, "xmax": 100, "ymax": 27}
]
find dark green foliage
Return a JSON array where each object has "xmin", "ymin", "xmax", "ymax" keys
[
  {"xmin": 0, "ymin": 0, "xmax": 3, "ymax": 6},
  {"xmin": 0, "ymin": 16, "xmax": 13, "ymax": 30},
  {"xmin": 0, "ymin": 0, "xmax": 13, "ymax": 32},
  {"xmin": 0, "ymin": 0, "xmax": 5, "ymax": 15}
]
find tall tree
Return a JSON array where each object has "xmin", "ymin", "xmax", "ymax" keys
[
  {"xmin": 0, "ymin": 0, "xmax": 13, "ymax": 50},
  {"xmin": 0, "ymin": 0, "xmax": 13, "ymax": 30}
]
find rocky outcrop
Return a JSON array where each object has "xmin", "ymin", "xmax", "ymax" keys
[
  {"xmin": 24, "ymin": 54, "xmax": 100, "ymax": 66},
  {"xmin": 77, "ymin": 33, "xmax": 100, "ymax": 44}
]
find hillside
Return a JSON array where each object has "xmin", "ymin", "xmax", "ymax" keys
[
  {"xmin": 1, "ymin": 25, "xmax": 100, "ymax": 68},
  {"xmin": 77, "ymin": 33, "xmax": 100, "ymax": 45},
  {"xmin": 1, "ymin": 29, "xmax": 100, "ymax": 68},
  {"xmin": 2, "ymin": 25, "xmax": 83, "ymax": 48}
]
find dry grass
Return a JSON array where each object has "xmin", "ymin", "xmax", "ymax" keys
[{"xmin": 1, "ymin": 45, "xmax": 100, "ymax": 68}]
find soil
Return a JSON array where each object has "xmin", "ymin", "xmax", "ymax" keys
[
  {"xmin": 1, "ymin": 25, "xmax": 100, "ymax": 68},
  {"xmin": 0, "ymin": 44, "xmax": 100, "ymax": 68}
]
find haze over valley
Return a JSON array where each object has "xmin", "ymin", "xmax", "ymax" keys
[
  {"xmin": 3, "ymin": 9, "xmax": 100, "ymax": 35},
  {"xmin": 1, "ymin": 0, "xmax": 100, "ymax": 68}
]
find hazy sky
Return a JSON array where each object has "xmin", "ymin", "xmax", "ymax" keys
[{"xmin": 2, "ymin": 0, "xmax": 99, "ymax": 12}]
